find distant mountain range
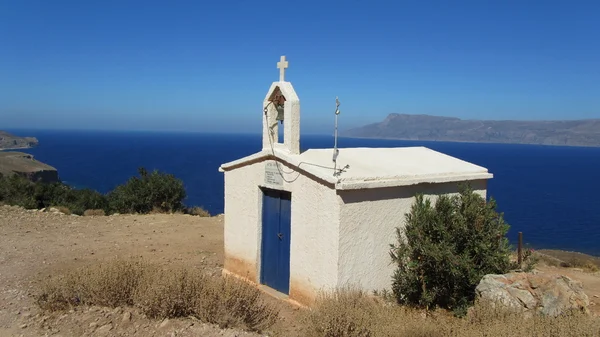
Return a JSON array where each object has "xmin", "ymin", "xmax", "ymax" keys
[{"xmin": 343, "ymin": 114, "xmax": 600, "ymax": 147}]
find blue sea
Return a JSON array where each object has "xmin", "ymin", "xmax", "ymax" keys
[{"xmin": 6, "ymin": 129, "xmax": 600, "ymax": 256}]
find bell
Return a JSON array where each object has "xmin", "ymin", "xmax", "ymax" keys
[{"xmin": 275, "ymin": 103, "xmax": 284, "ymax": 124}]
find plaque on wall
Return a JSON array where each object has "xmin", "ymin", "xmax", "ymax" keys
[{"xmin": 264, "ymin": 161, "xmax": 283, "ymax": 187}]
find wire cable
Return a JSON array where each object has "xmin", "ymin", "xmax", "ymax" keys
[{"xmin": 262, "ymin": 101, "xmax": 349, "ymax": 183}]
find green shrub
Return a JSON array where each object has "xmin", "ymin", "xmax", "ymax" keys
[
  {"xmin": 33, "ymin": 181, "xmax": 72, "ymax": 208},
  {"xmin": 1, "ymin": 167, "xmax": 188, "ymax": 216},
  {"xmin": 68, "ymin": 188, "xmax": 109, "ymax": 215},
  {"xmin": 390, "ymin": 184, "xmax": 512, "ymax": 315},
  {"xmin": 107, "ymin": 167, "xmax": 186, "ymax": 214},
  {"xmin": 0, "ymin": 174, "xmax": 38, "ymax": 209},
  {"xmin": 0, "ymin": 174, "xmax": 109, "ymax": 215}
]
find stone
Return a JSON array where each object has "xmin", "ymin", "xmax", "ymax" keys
[
  {"xmin": 475, "ymin": 271, "xmax": 590, "ymax": 317},
  {"xmin": 96, "ymin": 323, "xmax": 113, "ymax": 336},
  {"xmin": 122, "ymin": 311, "xmax": 131, "ymax": 323},
  {"xmin": 159, "ymin": 318, "xmax": 170, "ymax": 329}
]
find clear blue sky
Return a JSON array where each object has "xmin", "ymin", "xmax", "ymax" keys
[{"xmin": 1, "ymin": 0, "xmax": 599, "ymax": 133}]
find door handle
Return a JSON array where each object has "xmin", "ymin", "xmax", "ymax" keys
[{"xmin": 277, "ymin": 233, "xmax": 283, "ymax": 240}]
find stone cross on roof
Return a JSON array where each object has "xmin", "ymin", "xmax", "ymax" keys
[{"xmin": 277, "ymin": 55, "xmax": 288, "ymax": 81}]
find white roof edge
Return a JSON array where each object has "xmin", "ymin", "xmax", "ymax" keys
[
  {"xmin": 220, "ymin": 151, "xmax": 267, "ymax": 170},
  {"xmin": 219, "ymin": 150, "xmax": 339, "ymax": 184},
  {"xmin": 220, "ymin": 150, "xmax": 493, "ymax": 189},
  {"xmin": 335, "ymin": 172, "xmax": 494, "ymax": 190}
]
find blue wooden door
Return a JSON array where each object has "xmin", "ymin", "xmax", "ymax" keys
[{"xmin": 260, "ymin": 189, "xmax": 291, "ymax": 294}]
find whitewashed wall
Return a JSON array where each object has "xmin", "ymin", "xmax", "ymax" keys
[
  {"xmin": 336, "ymin": 180, "xmax": 488, "ymax": 293},
  {"xmin": 223, "ymin": 159, "xmax": 340, "ymax": 304}
]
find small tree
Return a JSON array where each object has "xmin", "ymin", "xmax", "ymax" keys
[
  {"xmin": 390, "ymin": 184, "xmax": 512, "ymax": 315},
  {"xmin": 108, "ymin": 167, "xmax": 186, "ymax": 214}
]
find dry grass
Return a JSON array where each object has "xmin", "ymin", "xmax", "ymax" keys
[
  {"xmin": 36, "ymin": 259, "xmax": 146, "ymax": 310},
  {"xmin": 83, "ymin": 209, "xmax": 106, "ymax": 216},
  {"xmin": 300, "ymin": 288, "xmax": 600, "ymax": 337},
  {"xmin": 55, "ymin": 206, "xmax": 71, "ymax": 215},
  {"xmin": 36, "ymin": 259, "xmax": 279, "ymax": 333},
  {"xmin": 186, "ymin": 206, "xmax": 211, "ymax": 217},
  {"xmin": 537, "ymin": 249, "xmax": 600, "ymax": 272}
]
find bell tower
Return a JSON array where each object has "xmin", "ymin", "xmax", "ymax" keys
[{"xmin": 262, "ymin": 56, "xmax": 300, "ymax": 155}]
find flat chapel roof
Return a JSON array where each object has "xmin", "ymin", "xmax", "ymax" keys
[{"xmin": 219, "ymin": 146, "xmax": 493, "ymax": 190}]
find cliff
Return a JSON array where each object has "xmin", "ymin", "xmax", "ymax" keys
[
  {"xmin": 0, "ymin": 131, "xmax": 39, "ymax": 150},
  {"xmin": 0, "ymin": 152, "xmax": 60, "ymax": 183},
  {"xmin": 343, "ymin": 114, "xmax": 600, "ymax": 147}
]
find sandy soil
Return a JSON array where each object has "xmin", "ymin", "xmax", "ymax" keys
[
  {"xmin": 0, "ymin": 204, "xmax": 598, "ymax": 336},
  {"xmin": 0, "ymin": 205, "xmax": 285, "ymax": 337}
]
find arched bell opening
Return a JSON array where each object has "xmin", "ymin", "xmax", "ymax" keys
[{"xmin": 268, "ymin": 87, "xmax": 287, "ymax": 125}]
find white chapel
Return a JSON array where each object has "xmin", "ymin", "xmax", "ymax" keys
[{"xmin": 219, "ymin": 56, "xmax": 493, "ymax": 306}]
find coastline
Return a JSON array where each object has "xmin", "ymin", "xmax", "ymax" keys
[
  {"xmin": 0, "ymin": 146, "xmax": 33, "ymax": 151},
  {"xmin": 341, "ymin": 135, "xmax": 600, "ymax": 149}
]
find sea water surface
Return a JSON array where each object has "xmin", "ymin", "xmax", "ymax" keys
[{"xmin": 6, "ymin": 129, "xmax": 600, "ymax": 255}]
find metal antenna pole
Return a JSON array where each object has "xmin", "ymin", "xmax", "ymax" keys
[{"xmin": 333, "ymin": 97, "xmax": 341, "ymax": 175}]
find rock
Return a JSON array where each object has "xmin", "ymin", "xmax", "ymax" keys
[
  {"xmin": 476, "ymin": 272, "xmax": 590, "ymax": 317},
  {"xmin": 159, "ymin": 318, "xmax": 170, "ymax": 329},
  {"xmin": 96, "ymin": 323, "xmax": 113, "ymax": 336},
  {"xmin": 48, "ymin": 207, "xmax": 60, "ymax": 213},
  {"xmin": 122, "ymin": 311, "xmax": 132, "ymax": 323},
  {"xmin": 20, "ymin": 324, "xmax": 27, "ymax": 329}
]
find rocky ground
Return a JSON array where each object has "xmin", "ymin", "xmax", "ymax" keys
[
  {"xmin": 0, "ymin": 205, "xmax": 288, "ymax": 337},
  {"xmin": 0, "ymin": 204, "xmax": 598, "ymax": 337}
]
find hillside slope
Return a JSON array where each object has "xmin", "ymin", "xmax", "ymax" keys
[
  {"xmin": 343, "ymin": 114, "xmax": 600, "ymax": 147},
  {"xmin": 0, "ymin": 131, "xmax": 38, "ymax": 150},
  {"xmin": 0, "ymin": 151, "xmax": 59, "ymax": 182}
]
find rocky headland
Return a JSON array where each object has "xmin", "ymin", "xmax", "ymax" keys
[
  {"xmin": 0, "ymin": 131, "xmax": 38, "ymax": 150},
  {"xmin": 0, "ymin": 131, "xmax": 59, "ymax": 183},
  {"xmin": 0, "ymin": 152, "xmax": 60, "ymax": 183}
]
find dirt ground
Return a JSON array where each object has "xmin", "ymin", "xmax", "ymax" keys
[
  {"xmin": 0, "ymin": 205, "xmax": 598, "ymax": 337},
  {"xmin": 0, "ymin": 205, "xmax": 296, "ymax": 337}
]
